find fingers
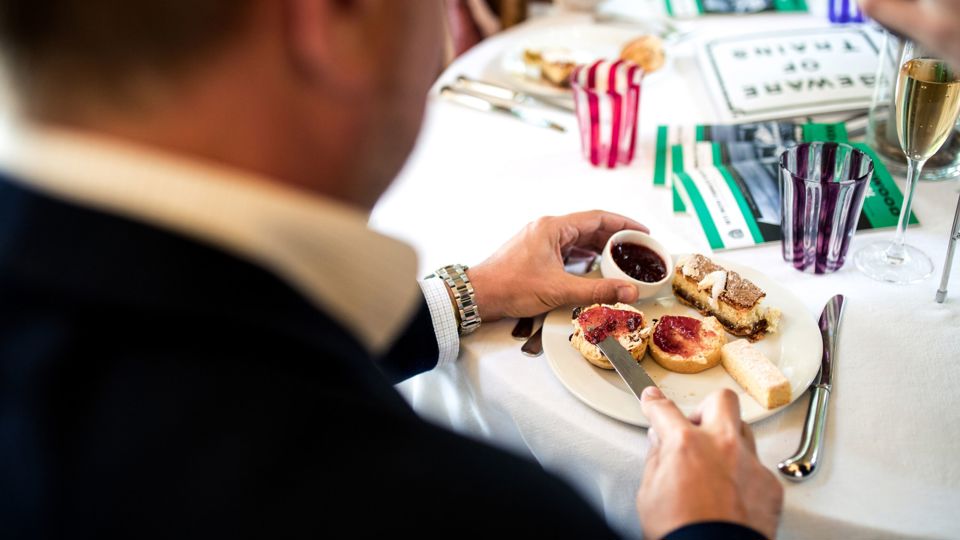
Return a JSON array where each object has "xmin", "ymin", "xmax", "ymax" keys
[
  {"xmin": 741, "ymin": 422, "xmax": 757, "ymax": 455},
  {"xmin": 647, "ymin": 426, "xmax": 661, "ymax": 450},
  {"xmin": 859, "ymin": 0, "xmax": 960, "ymax": 67},
  {"xmin": 640, "ymin": 386, "xmax": 691, "ymax": 437},
  {"xmin": 554, "ymin": 210, "xmax": 650, "ymax": 251},
  {"xmin": 556, "ymin": 275, "xmax": 638, "ymax": 306},
  {"xmin": 698, "ymin": 389, "xmax": 742, "ymax": 435},
  {"xmin": 859, "ymin": 0, "xmax": 929, "ymax": 39}
]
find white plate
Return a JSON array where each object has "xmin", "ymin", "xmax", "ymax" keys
[
  {"xmin": 542, "ymin": 256, "xmax": 821, "ymax": 427},
  {"xmin": 488, "ymin": 25, "xmax": 650, "ymax": 98}
]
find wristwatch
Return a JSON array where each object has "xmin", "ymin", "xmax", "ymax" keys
[{"xmin": 429, "ymin": 264, "xmax": 482, "ymax": 335}]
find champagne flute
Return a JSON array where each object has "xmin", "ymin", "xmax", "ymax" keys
[{"xmin": 855, "ymin": 41, "xmax": 960, "ymax": 283}]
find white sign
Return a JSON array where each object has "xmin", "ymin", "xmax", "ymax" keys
[{"xmin": 698, "ymin": 27, "xmax": 882, "ymax": 121}]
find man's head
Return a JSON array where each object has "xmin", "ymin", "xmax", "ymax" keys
[{"xmin": 0, "ymin": 0, "xmax": 444, "ymax": 209}]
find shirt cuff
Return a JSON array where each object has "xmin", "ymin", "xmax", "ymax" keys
[{"xmin": 418, "ymin": 277, "xmax": 460, "ymax": 368}]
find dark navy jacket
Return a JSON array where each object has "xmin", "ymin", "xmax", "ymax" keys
[{"xmin": 0, "ymin": 175, "xmax": 762, "ymax": 540}]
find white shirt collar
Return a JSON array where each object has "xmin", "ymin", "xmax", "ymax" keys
[{"xmin": 0, "ymin": 123, "xmax": 421, "ymax": 354}]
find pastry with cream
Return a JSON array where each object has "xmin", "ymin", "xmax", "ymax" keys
[
  {"xmin": 672, "ymin": 254, "xmax": 781, "ymax": 341},
  {"xmin": 720, "ymin": 339, "xmax": 790, "ymax": 409},
  {"xmin": 570, "ymin": 303, "xmax": 651, "ymax": 369},
  {"xmin": 648, "ymin": 315, "xmax": 726, "ymax": 374}
]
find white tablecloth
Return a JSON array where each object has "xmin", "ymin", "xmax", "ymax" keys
[{"xmin": 370, "ymin": 4, "xmax": 960, "ymax": 539}]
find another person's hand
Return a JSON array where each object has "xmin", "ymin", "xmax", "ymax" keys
[
  {"xmin": 859, "ymin": 0, "xmax": 960, "ymax": 67},
  {"xmin": 467, "ymin": 210, "xmax": 648, "ymax": 321},
  {"xmin": 637, "ymin": 387, "xmax": 784, "ymax": 540}
]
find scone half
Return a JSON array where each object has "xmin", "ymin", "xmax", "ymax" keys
[
  {"xmin": 648, "ymin": 315, "xmax": 726, "ymax": 374},
  {"xmin": 570, "ymin": 303, "xmax": 651, "ymax": 370}
]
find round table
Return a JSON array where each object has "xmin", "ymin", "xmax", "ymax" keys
[{"xmin": 370, "ymin": 4, "xmax": 960, "ymax": 539}]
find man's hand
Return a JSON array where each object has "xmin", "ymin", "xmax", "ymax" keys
[
  {"xmin": 637, "ymin": 387, "xmax": 784, "ymax": 540},
  {"xmin": 859, "ymin": 0, "xmax": 960, "ymax": 68},
  {"xmin": 466, "ymin": 210, "xmax": 648, "ymax": 321}
]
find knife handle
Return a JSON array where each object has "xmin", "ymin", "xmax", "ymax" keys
[{"xmin": 777, "ymin": 385, "xmax": 830, "ymax": 481}]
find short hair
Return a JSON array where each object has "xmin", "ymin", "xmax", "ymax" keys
[{"xmin": 0, "ymin": 1, "xmax": 253, "ymax": 111}]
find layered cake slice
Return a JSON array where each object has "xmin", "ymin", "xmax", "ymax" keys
[
  {"xmin": 570, "ymin": 303, "xmax": 651, "ymax": 370},
  {"xmin": 672, "ymin": 254, "xmax": 781, "ymax": 341}
]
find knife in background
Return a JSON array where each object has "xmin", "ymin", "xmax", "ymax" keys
[
  {"xmin": 439, "ymin": 86, "xmax": 566, "ymax": 133},
  {"xmin": 455, "ymin": 75, "xmax": 576, "ymax": 113},
  {"xmin": 596, "ymin": 336, "xmax": 659, "ymax": 401},
  {"xmin": 778, "ymin": 294, "xmax": 845, "ymax": 482}
]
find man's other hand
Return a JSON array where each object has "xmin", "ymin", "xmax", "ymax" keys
[
  {"xmin": 860, "ymin": 0, "xmax": 960, "ymax": 68},
  {"xmin": 467, "ymin": 210, "xmax": 648, "ymax": 321},
  {"xmin": 637, "ymin": 387, "xmax": 784, "ymax": 540}
]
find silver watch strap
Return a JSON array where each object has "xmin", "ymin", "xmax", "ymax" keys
[{"xmin": 432, "ymin": 264, "xmax": 481, "ymax": 335}]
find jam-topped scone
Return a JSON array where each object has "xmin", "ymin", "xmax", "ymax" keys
[
  {"xmin": 570, "ymin": 303, "xmax": 651, "ymax": 370},
  {"xmin": 672, "ymin": 255, "xmax": 781, "ymax": 341},
  {"xmin": 648, "ymin": 315, "xmax": 726, "ymax": 374}
]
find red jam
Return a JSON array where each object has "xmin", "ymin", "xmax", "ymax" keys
[
  {"xmin": 577, "ymin": 306, "xmax": 644, "ymax": 345},
  {"xmin": 653, "ymin": 315, "xmax": 702, "ymax": 356},
  {"xmin": 611, "ymin": 243, "xmax": 667, "ymax": 282}
]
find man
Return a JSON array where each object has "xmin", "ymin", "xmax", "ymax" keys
[{"xmin": 0, "ymin": 2, "xmax": 781, "ymax": 538}]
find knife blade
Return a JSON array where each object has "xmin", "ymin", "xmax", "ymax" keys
[
  {"xmin": 596, "ymin": 336, "xmax": 658, "ymax": 401},
  {"xmin": 812, "ymin": 294, "xmax": 844, "ymax": 389},
  {"xmin": 439, "ymin": 86, "xmax": 566, "ymax": 133},
  {"xmin": 777, "ymin": 294, "xmax": 845, "ymax": 481}
]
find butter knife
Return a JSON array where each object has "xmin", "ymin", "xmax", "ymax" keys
[
  {"xmin": 778, "ymin": 294, "xmax": 845, "ymax": 481},
  {"xmin": 439, "ymin": 86, "xmax": 565, "ymax": 133},
  {"xmin": 520, "ymin": 322, "xmax": 544, "ymax": 357},
  {"xmin": 455, "ymin": 75, "xmax": 576, "ymax": 113},
  {"xmin": 596, "ymin": 336, "xmax": 659, "ymax": 401}
]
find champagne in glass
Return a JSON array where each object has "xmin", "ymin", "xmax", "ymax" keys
[
  {"xmin": 856, "ymin": 43, "xmax": 960, "ymax": 283},
  {"xmin": 897, "ymin": 59, "xmax": 960, "ymax": 162}
]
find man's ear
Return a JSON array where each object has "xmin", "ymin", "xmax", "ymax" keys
[{"xmin": 282, "ymin": 0, "xmax": 375, "ymax": 94}]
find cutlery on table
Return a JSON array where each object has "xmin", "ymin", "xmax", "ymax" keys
[
  {"xmin": 455, "ymin": 75, "xmax": 575, "ymax": 113},
  {"xmin": 439, "ymin": 86, "xmax": 566, "ymax": 133},
  {"xmin": 511, "ymin": 316, "xmax": 535, "ymax": 340},
  {"xmin": 935, "ymin": 192, "xmax": 960, "ymax": 303},
  {"xmin": 596, "ymin": 336, "xmax": 659, "ymax": 399},
  {"xmin": 520, "ymin": 320, "xmax": 545, "ymax": 357},
  {"xmin": 778, "ymin": 294, "xmax": 846, "ymax": 481}
]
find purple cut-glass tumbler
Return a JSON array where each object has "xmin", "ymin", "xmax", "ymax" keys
[{"xmin": 779, "ymin": 143, "xmax": 873, "ymax": 274}]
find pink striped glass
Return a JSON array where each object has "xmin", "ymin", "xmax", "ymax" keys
[{"xmin": 571, "ymin": 60, "xmax": 643, "ymax": 168}]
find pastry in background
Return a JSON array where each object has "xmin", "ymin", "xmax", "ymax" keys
[
  {"xmin": 720, "ymin": 340, "xmax": 790, "ymax": 409},
  {"xmin": 540, "ymin": 58, "xmax": 577, "ymax": 87},
  {"xmin": 620, "ymin": 35, "xmax": 665, "ymax": 74},
  {"xmin": 570, "ymin": 303, "xmax": 651, "ymax": 369},
  {"xmin": 523, "ymin": 48, "xmax": 577, "ymax": 87},
  {"xmin": 648, "ymin": 315, "xmax": 726, "ymax": 374},
  {"xmin": 672, "ymin": 254, "xmax": 781, "ymax": 341}
]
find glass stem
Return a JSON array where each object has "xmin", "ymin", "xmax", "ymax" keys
[{"xmin": 885, "ymin": 157, "xmax": 925, "ymax": 263}]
